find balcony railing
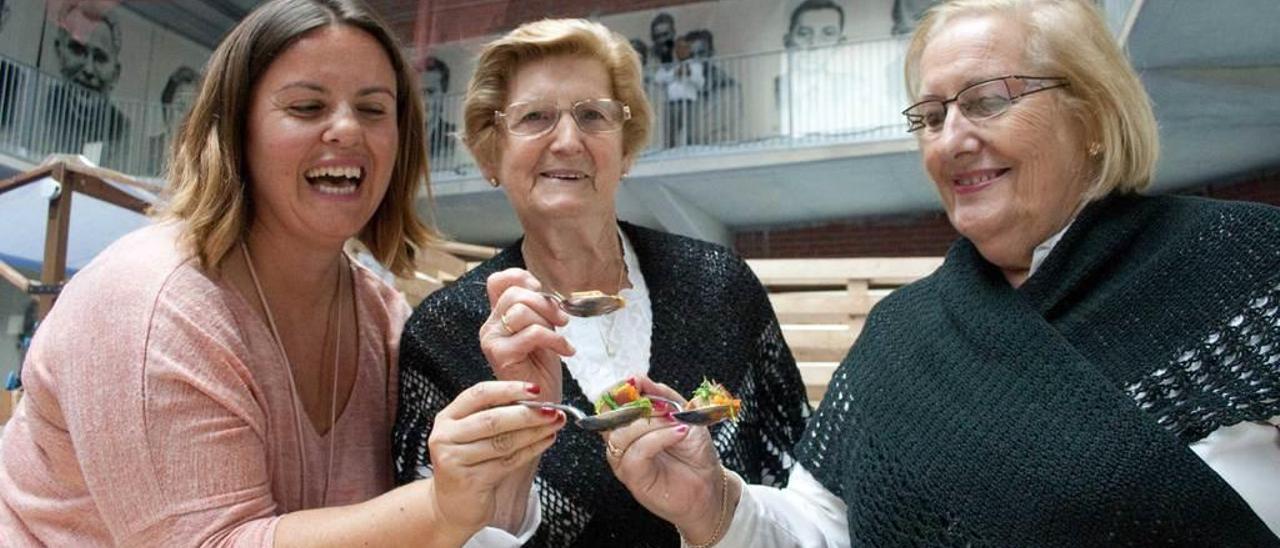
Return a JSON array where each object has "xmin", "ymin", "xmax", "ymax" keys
[
  {"xmin": 1, "ymin": 37, "xmax": 911, "ymax": 179},
  {"xmin": 0, "ymin": 57, "xmax": 186, "ymax": 177},
  {"xmin": 430, "ymin": 37, "xmax": 911, "ymax": 176}
]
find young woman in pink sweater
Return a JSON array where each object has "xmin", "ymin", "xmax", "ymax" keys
[{"xmin": 0, "ymin": 0, "xmax": 566, "ymax": 545}]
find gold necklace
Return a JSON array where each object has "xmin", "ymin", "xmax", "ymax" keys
[{"xmin": 241, "ymin": 242, "xmax": 343, "ymax": 508}]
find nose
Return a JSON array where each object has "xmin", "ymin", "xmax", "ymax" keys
[
  {"xmin": 934, "ymin": 106, "xmax": 981, "ymax": 158},
  {"xmin": 547, "ymin": 111, "xmax": 585, "ymax": 155},
  {"xmin": 323, "ymin": 104, "xmax": 364, "ymax": 148}
]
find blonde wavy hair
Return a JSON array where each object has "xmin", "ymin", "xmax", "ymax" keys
[
  {"xmin": 156, "ymin": 0, "xmax": 438, "ymax": 276},
  {"xmin": 905, "ymin": 0, "xmax": 1159, "ymax": 198},
  {"xmin": 461, "ymin": 18, "xmax": 653, "ymax": 174}
]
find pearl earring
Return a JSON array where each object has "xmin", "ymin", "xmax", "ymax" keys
[
  {"xmin": 1088, "ymin": 142, "xmax": 1102, "ymax": 157},
  {"xmin": 488, "ymin": 177, "xmax": 500, "ymax": 187}
]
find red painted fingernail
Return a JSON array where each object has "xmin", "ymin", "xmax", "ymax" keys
[
  {"xmin": 676, "ymin": 425, "xmax": 689, "ymax": 435},
  {"xmin": 539, "ymin": 407, "xmax": 558, "ymax": 417},
  {"xmin": 526, "ymin": 383, "xmax": 541, "ymax": 395},
  {"xmin": 664, "ymin": 412, "xmax": 677, "ymax": 423}
]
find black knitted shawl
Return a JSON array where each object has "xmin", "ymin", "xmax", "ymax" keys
[
  {"xmin": 797, "ymin": 194, "xmax": 1280, "ymax": 546},
  {"xmin": 394, "ymin": 222, "xmax": 811, "ymax": 547}
]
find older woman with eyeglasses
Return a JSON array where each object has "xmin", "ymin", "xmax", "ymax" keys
[
  {"xmin": 600, "ymin": 0, "xmax": 1280, "ymax": 546},
  {"xmin": 392, "ymin": 18, "xmax": 811, "ymax": 547}
]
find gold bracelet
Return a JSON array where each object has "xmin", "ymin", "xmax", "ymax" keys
[{"xmin": 677, "ymin": 466, "xmax": 731, "ymax": 548}]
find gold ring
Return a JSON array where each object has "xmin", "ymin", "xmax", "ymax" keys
[
  {"xmin": 499, "ymin": 310, "xmax": 515, "ymax": 336},
  {"xmin": 605, "ymin": 439, "xmax": 625, "ymax": 459}
]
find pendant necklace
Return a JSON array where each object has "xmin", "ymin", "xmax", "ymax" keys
[{"xmin": 241, "ymin": 241, "xmax": 344, "ymax": 508}]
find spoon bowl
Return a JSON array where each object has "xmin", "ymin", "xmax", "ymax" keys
[
  {"xmin": 671, "ymin": 404, "xmax": 736, "ymax": 426},
  {"xmin": 554, "ymin": 290, "xmax": 627, "ymax": 317},
  {"xmin": 518, "ymin": 400, "xmax": 649, "ymax": 431},
  {"xmin": 471, "ymin": 282, "xmax": 625, "ymax": 318}
]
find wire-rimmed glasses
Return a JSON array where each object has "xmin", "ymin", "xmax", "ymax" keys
[
  {"xmin": 495, "ymin": 98, "xmax": 632, "ymax": 137},
  {"xmin": 902, "ymin": 75, "xmax": 1069, "ymax": 134}
]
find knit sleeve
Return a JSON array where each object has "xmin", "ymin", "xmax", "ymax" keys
[
  {"xmin": 721, "ymin": 254, "xmax": 811, "ymax": 488},
  {"xmin": 392, "ymin": 285, "xmax": 491, "ymax": 485}
]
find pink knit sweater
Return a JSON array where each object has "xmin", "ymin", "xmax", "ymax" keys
[{"xmin": 0, "ymin": 223, "xmax": 410, "ymax": 545}]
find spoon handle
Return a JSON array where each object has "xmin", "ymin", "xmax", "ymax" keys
[{"xmin": 517, "ymin": 400, "xmax": 586, "ymax": 421}]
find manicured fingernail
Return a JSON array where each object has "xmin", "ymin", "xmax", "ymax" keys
[
  {"xmin": 676, "ymin": 425, "xmax": 689, "ymax": 435},
  {"xmin": 539, "ymin": 407, "xmax": 558, "ymax": 417},
  {"xmin": 665, "ymin": 413, "xmax": 677, "ymax": 423},
  {"xmin": 526, "ymin": 383, "xmax": 541, "ymax": 395}
]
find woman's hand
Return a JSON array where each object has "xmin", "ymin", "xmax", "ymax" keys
[
  {"xmin": 480, "ymin": 268, "xmax": 573, "ymax": 403},
  {"xmin": 427, "ymin": 380, "xmax": 566, "ymax": 535},
  {"xmin": 603, "ymin": 376, "xmax": 734, "ymax": 544}
]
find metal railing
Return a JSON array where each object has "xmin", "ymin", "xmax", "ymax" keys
[
  {"xmin": 0, "ymin": 57, "xmax": 186, "ymax": 177},
  {"xmin": 1, "ymin": 37, "xmax": 911, "ymax": 178},
  {"xmin": 428, "ymin": 37, "xmax": 911, "ymax": 175}
]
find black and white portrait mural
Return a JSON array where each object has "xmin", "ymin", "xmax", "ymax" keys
[
  {"xmin": 785, "ymin": 0, "xmax": 847, "ymax": 49},
  {"xmin": 42, "ymin": 0, "xmax": 130, "ymax": 164},
  {"xmin": 892, "ymin": 0, "xmax": 941, "ymax": 35},
  {"xmin": 146, "ymin": 65, "xmax": 198, "ymax": 172},
  {"xmin": 421, "ymin": 55, "xmax": 457, "ymax": 162},
  {"xmin": 357, "ymin": 1, "xmax": 922, "ymax": 156}
]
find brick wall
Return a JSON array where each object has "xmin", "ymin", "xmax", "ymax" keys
[
  {"xmin": 735, "ymin": 212, "xmax": 959, "ymax": 259},
  {"xmin": 734, "ymin": 169, "xmax": 1280, "ymax": 259}
]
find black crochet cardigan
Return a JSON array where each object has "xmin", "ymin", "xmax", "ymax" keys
[
  {"xmin": 797, "ymin": 194, "xmax": 1280, "ymax": 546},
  {"xmin": 394, "ymin": 222, "xmax": 811, "ymax": 547}
]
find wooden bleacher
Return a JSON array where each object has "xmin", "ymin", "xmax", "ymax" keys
[{"xmin": 747, "ymin": 258, "xmax": 944, "ymax": 405}]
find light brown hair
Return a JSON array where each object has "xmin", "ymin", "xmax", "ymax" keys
[
  {"xmin": 157, "ymin": 0, "xmax": 438, "ymax": 276},
  {"xmin": 461, "ymin": 18, "xmax": 653, "ymax": 175}
]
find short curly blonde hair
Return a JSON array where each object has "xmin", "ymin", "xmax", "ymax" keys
[
  {"xmin": 461, "ymin": 18, "xmax": 653, "ymax": 174},
  {"xmin": 905, "ymin": 0, "xmax": 1159, "ymax": 198}
]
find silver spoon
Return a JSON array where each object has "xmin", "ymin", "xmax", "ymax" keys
[
  {"xmin": 470, "ymin": 282, "xmax": 625, "ymax": 318},
  {"xmin": 670, "ymin": 403, "xmax": 736, "ymax": 426},
  {"xmin": 519, "ymin": 395, "xmax": 734, "ymax": 431},
  {"xmin": 518, "ymin": 400, "xmax": 651, "ymax": 431},
  {"xmin": 645, "ymin": 395, "xmax": 735, "ymax": 427}
]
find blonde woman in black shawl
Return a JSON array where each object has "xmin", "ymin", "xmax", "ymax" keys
[{"xmin": 601, "ymin": 0, "xmax": 1280, "ymax": 546}]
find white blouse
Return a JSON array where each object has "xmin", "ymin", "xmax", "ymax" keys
[{"xmin": 451, "ymin": 229, "xmax": 657, "ymax": 547}]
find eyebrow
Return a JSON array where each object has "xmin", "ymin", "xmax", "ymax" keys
[
  {"xmin": 918, "ymin": 76, "xmax": 993, "ymax": 101},
  {"xmin": 276, "ymin": 81, "xmax": 396, "ymax": 99}
]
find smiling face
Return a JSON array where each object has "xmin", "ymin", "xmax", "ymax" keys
[
  {"xmin": 243, "ymin": 24, "xmax": 399, "ymax": 249},
  {"xmin": 492, "ymin": 54, "xmax": 627, "ymax": 226},
  {"xmin": 917, "ymin": 14, "xmax": 1090, "ymax": 279}
]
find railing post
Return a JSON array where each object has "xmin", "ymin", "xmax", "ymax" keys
[{"xmin": 38, "ymin": 165, "xmax": 72, "ymax": 320}]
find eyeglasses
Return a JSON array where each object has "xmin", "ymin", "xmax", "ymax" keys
[
  {"xmin": 902, "ymin": 75, "xmax": 1069, "ymax": 133},
  {"xmin": 494, "ymin": 98, "xmax": 632, "ymax": 137}
]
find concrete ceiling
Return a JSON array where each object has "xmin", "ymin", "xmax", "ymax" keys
[{"xmin": 427, "ymin": 0, "xmax": 1280, "ymax": 247}]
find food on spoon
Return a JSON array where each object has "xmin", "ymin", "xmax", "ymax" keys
[
  {"xmin": 688, "ymin": 378, "xmax": 742, "ymax": 422},
  {"xmin": 594, "ymin": 378, "xmax": 653, "ymax": 416}
]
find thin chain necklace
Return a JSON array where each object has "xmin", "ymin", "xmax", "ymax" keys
[
  {"xmin": 241, "ymin": 241, "xmax": 343, "ymax": 508},
  {"xmin": 599, "ymin": 258, "xmax": 629, "ymax": 357}
]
